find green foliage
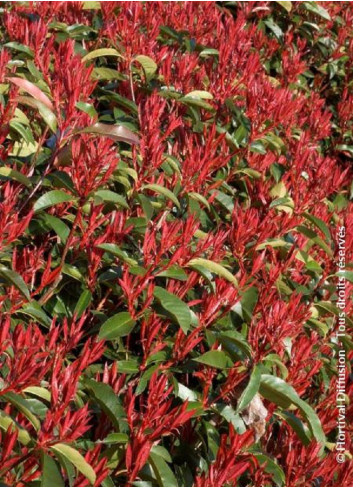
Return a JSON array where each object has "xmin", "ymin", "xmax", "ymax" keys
[{"xmin": 0, "ymin": 1, "xmax": 351, "ymax": 487}]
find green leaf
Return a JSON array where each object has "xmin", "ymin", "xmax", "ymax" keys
[
  {"xmin": 303, "ymin": 1, "xmax": 331, "ymax": 21},
  {"xmin": 263, "ymin": 354, "xmax": 288, "ymax": 379},
  {"xmin": 303, "ymin": 212, "xmax": 331, "ymax": 241},
  {"xmin": 49, "ymin": 171, "xmax": 75, "ymax": 192},
  {"xmin": 143, "ymin": 184, "xmax": 180, "ymax": 209},
  {"xmin": 23, "ymin": 386, "xmax": 51, "ymax": 403},
  {"xmin": 250, "ymin": 140, "xmax": 267, "ymax": 154},
  {"xmin": 275, "ymin": 1, "xmax": 292, "ymax": 12},
  {"xmin": 134, "ymin": 55, "xmax": 158, "ymax": 81},
  {"xmin": 188, "ymin": 192, "xmax": 210, "ymax": 210},
  {"xmin": 187, "ymin": 262, "xmax": 215, "ymax": 291},
  {"xmin": 9, "ymin": 120, "xmax": 34, "ymax": 144},
  {"xmin": 0, "ymin": 266, "xmax": 30, "ymax": 300},
  {"xmin": 84, "ymin": 379, "xmax": 126, "ymax": 430},
  {"xmin": 259, "ymin": 375, "xmax": 325, "ymax": 445},
  {"xmin": 234, "ymin": 168, "xmax": 261, "ymax": 179},
  {"xmin": 33, "ymin": 190, "xmax": 74, "ymax": 213},
  {"xmin": 216, "ymin": 403, "xmax": 247, "ymax": 434},
  {"xmin": 151, "ymin": 446, "xmax": 173, "ymax": 463},
  {"xmin": 233, "ymin": 123, "xmax": 249, "ymax": 146},
  {"xmin": 247, "ymin": 448, "xmax": 285, "ymax": 486},
  {"xmin": 149, "ymin": 452, "xmax": 178, "ymax": 487},
  {"xmin": 82, "ymin": 1, "xmax": 101, "ymax": 9},
  {"xmin": 94, "ymin": 190, "xmax": 128, "ymax": 208},
  {"xmin": 16, "ymin": 95, "xmax": 57, "ymax": 132},
  {"xmin": 270, "ymin": 196, "xmax": 294, "ymax": 210},
  {"xmin": 99, "ymin": 90, "xmax": 138, "ymax": 114},
  {"xmin": 179, "ymin": 97, "xmax": 215, "ymax": 112},
  {"xmin": 156, "ymin": 265, "xmax": 188, "ymax": 281},
  {"xmin": 0, "ymin": 167, "xmax": 32, "ymax": 187},
  {"xmin": 92, "ymin": 67, "xmax": 125, "ymax": 81},
  {"xmin": 187, "ymin": 258, "xmax": 238, "ymax": 287},
  {"xmin": 96, "ymin": 243, "xmax": 137, "ymax": 266},
  {"xmin": 98, "ymin": 311, "xmax": 136, "ymax": 340},
  {"xmin": 101, "ymin": 433, "xmax": 129, "ymax": 445},
  {"xmin": 116, "ymin": 359, "xmax": 139, "ymax": 374},
  {"xmin": 231, "ymin": 286, "xmax": 258, "ymax": 324},
  {"xmin": 75, "ymin": 101, "xmax": 97, "ymax": 118},
  {"xmin": 18, "ymin": 301, "xmax": 51, "ymax": 328},
  {"xmin": 218, "ymin": 330, "xmax": 252, "ymax": 360},
  {"xmin": 213, "ymin": 190, "xmax": 234, "ymax": 212},
  {"xmin": 200, "ymin": 48, "xmax": 219, "ymax": 58},
  {"xmin": 184, "ymin": 90, "xmax": 213, "ymax": 100},
  {"xmin": 62, "ymin": 263, "xmax": 83, "ymax": 281},
  {"xmin": 153, "ymin": 286, "xmax": 191, "ymax": 333},
  {"xmin": 236, "ymin": 365, "xmax": 262, "ymax": 413},
  {"xmin": 51, "ymin": 444, "xmax": 96, "ymax": 485},
  {"xmin": 276, "ymin": 410, "xmax": 311, "ymax": 445},
  {"xmin": 40, "ymin": 213, "xmax": 70, "ymax": 243},
  {"xmin": 176, "ymin": 383, "xmax": 198, "ymax": 402},
  {"xmin": 74, "ymin": 289, "xmax": 92, "ymax": 318},
  {"xmin": 194, "ymin": 350, "xmax": 233, "ymax": 369},
  {"xmin": 336, "ymin": 144, "xmax": 353, "ymax": 157},
  {"xmin": 313, "ymin": 301, "xmax": 341, "ymax": 317},
  {"xmin": 336, "ymin": 270, "xmax": 353, "ymax": 284},
  {"xmin": 4, "ymin": 41, "xmax": 34, "ymax": 57},
  {"xmin": 0, "ymin": 412, "xmax": 31, "ymax": 445},
  {"xmin": 1, "ymin": 392, "xmax": 40, "ymax": 430},
  {"xmin": 137, "ymin": 193, "xmax": 154, "ymax": 220},
  {"xmin": 82, "ymin": 48, "xmax": 123, "ymax": 63},
  {"xmin": 262, "ymin": 132, "xmax": 286, "ymax": 154},
  {"xmin": 41, "ymin": 452, "xmax": 65, "ymax": 487},
  {"xmin": 256, "ymin": 238, "xmax": 290, "ymax": 250}
]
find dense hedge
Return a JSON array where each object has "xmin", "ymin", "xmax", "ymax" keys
[{"xmin": 0, "ymin": 1, "xmax": 352, "ymax": 487}]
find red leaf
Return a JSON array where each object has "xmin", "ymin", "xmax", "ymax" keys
[{"xmin": 7, "ymin": 77, "xmax": 54, "ymax": 111}]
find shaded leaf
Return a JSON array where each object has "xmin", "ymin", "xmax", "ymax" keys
[
  {"xmin": 259, "ymin": 375, "xmax": 325, "ymax": 445},
  {"xmin": 18, "ymin": 301, "xmax": 51, "ymax": 328},
  {"xmin": 74, "ymin": 289, "xmax": 92, "ymax": 318},
  {"xmin": 149, "ymin": 452, "xmax": 178, "ymax": 487},
  {"xmin": 84, "ymin": 379, "xmax": 126, "ymax": 430},
  {"xmin": 39, "ymin": 213, "xmax": 70, "ymax": 243},
  {"xmin": 153, "ymin": 286, "xmax": 191, "ymax": 333},
  {"xmin": 98, "ymin": 311, "xmax": 136, "ymax": 340},
  {"xmin": 96, "ymin": 243, "xmax": 137, "ymax": 266},
  {"xmin": 0, "ymin": 266, "xmax": 30, "ymax": 300},
  {"xmin": 41, "ymin": 452, "xmax": 65, "ymax": 487}
]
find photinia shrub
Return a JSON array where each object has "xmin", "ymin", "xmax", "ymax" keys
[{"xmin": 0, "ymin": 1, "xmax": 352, "ymax": 487}]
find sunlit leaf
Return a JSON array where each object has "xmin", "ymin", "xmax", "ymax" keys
[{"xmin": 51, "ymin": 444, "xmax": 96, "ymax": 485}]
